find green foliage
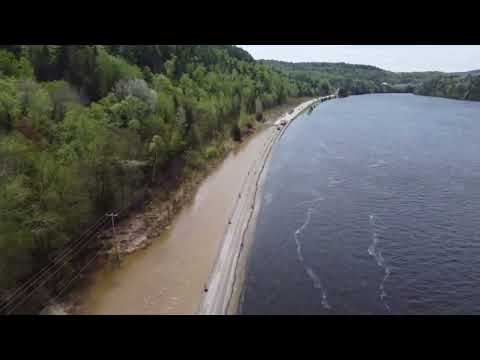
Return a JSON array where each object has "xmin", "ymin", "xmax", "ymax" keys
[
  {"xmin": 205, "ymin": 145, "xmax": 219, "ymax": 160},
  {"xmin": 0, "ymin": 78, "xmax": 20, "ymax": 131},
  {"xmin": 238, "ymin": 110, "xmax": 254, "ymax": 132},
  {"xmin": 44, "ymin": 80, "xmax": 80, "ymax": 122},
  {"xmin": 415, "ymin": 74, "xmax": 480, "ymax": 101},
  {"xmin": 164, "ymin": 56, "xmax": 177, "ymax": 79},
  {"xmin": 184, "ymin": 149, "xmax": 206, "ymax": 171},
  {"xmin": 26, "ymin": 87, "xmax": 53, "ymax": 134},
  {"xmin": 263, "ymin": 60, "xmax": 428, "ymax": 96},
  {"xmin": 0, "ymin": 44, "xmax": 327, "ymax": 312},
  {"xmin": 263, "ymin": 59, "xmax": 480, "ymax": 102},
  {"xmin": 109, "ymin": 95, "xmax": 152, "ymax": 128},
  {"xmin": 0, "ymin": 50, "xmax": 34, "ymax": 79},
  {"xmin": 96, "ymin": 48, "xmax": 144, "ymax": 99}
]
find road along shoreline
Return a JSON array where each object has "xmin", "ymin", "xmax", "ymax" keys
[
  {"xmin": 67, "ymin": 96, "xmax": 334, "ymax": 315},
  {"xmin": 198, "ymin": 94, "xmax": 336, "ymax": 315}
]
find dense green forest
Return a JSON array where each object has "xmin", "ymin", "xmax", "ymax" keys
[
  {"xmin": 261, "ymin": 60, "xmax": 430, "ymax": 96},
  {"xmin": 0, "ymin": 45, "xmax": 325, "ymax": 313},
  {"xmin": 262, "ymin": 60, "xmax": 480, "ymax": 101},
  {"xmin": 414, "ymin": 74, "xmax": 480, "ymax": 101}
]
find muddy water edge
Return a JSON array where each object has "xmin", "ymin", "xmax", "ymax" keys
[
  {"xmin": 64, "ymin": 98, "xmax": 312, "ymax": 315},
  {"xmin": 227, "ymin": 98, "xmax": 324, "ymax": 314}
]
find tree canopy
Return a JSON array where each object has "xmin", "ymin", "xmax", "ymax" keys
[{"xmin": 0, "ymin": 45, "xmax": 325, "ymax": 313}]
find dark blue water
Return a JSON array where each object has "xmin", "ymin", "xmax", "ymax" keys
[{"xmin": 241, "ymin": 94, "xmax": 480, "ymax": 315}]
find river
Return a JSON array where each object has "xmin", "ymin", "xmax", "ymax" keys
[{"xmin": 240, "ymin": 94, "xmax": 480, "ymax": 315}]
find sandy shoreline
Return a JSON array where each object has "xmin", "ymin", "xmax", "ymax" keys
[{"xmin": 65, "ymin": 96, "xmax": 333, "ymax": 315}]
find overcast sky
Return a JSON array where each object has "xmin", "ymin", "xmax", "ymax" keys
[{"xmin": 237, "ymin": 45, "xmax": 480, "ymax": 73}]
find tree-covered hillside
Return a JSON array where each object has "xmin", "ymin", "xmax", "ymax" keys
[
  {"xmin": 261, "ymin": 60, "xmax": 477, "ymax": 99},
  {"xmin": 414, "ymin": 74, "xmax": 480, "ymax": 101},
  {"xmin": 0, "ymin": 45, "xmax": 325, "ymax": 313},
  {"xmin": 261, "ymin": 60, "xmax": 417, "ymax": 95}
]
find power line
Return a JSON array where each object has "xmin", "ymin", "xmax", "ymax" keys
[
  {"xmin": 0, "ymin": 215, "xmax": 110, "ymax": 314},
  {"xmin": 50, "ymin": 244, "xmax": 107, "ymax": 307},
  {"xmin": 0, "ymin": 215, "xmax": 107, "ymax": 307},
  {"xmin": 3, "ymin": 223, "xmax": 107, "ymax": 315},
  {"xmin": 2, "ymin": 191, "xmax": 138, "ymax": 314},
  {"xmin": 41, "ymin": 211, "xmax": 129, "ymax": 313}
]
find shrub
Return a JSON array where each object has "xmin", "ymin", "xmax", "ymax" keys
[
  {"xmin": 113, "ymin": 79, "xmax": 157, "ymax": 110},
  {"xmin": 184, "ymin": 149, "xmax": 206, "ymax": 170},
  {"xmin": 205, "ymin": 145, "xmax": 219, "ymax": 160},
  {"xmin": 0, "ymin": 50, "xmax": 34, "ymax": 79}
]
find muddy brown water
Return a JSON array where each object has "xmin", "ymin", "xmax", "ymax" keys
[{"xmin": 75, "ymin": 127, "xmax": 274, "ymax": 315}]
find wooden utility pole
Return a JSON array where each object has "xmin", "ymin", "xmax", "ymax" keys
[{"xmin": 106, "ymin": 212, "xmax": 120, "ymax": 263}]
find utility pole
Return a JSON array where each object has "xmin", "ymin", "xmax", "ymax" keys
[{"xmin": 106, "ymin": 212, "xmax": 120, "ymax": 264}]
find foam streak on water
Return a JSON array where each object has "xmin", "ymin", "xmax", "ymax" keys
[
  {"xmin": 368, "ymin": 159, "xmax": 388, "ymax": 168},
  {"xmin": 318, "ymin": 141, "xmax": 330, "ymax": 155},
  {"xmin": 328, "ymin": 176, "xmax": 345, "ymax": 188},
  {"xmin": 368, "ymin": 214, "xmax": 391, "ymax": 312},
  {"xmin": 294, "ymin": 203, "xmax": 331, "ymax": 310},
  {"xmin": 295, "ymin": 197, "xmax": 324, "ymax": 209}
]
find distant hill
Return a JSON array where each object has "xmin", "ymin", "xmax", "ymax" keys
[
  {"xmin": 261, "ymin": 60, "xmax": 394, "ymax": 81},
  {"xmin": 415, "ymin": 72, "xmax": 480, "ymax": 101},
  {"xmin": 449, "ymin": 69, "xmax": 480, "ymax": 77},
  {"xmin": 260, "ymin": 60, "xmax": 480, "ymax": 101},
  {"xmin": 262, "ymin": 59, "xmax": 445, "ymax": 83},
  {"xmin": 261, "ymin": 60, "xmax": 427, "ymax": 96}
]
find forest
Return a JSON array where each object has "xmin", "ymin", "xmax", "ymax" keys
[
  {"xmin": 262, "ymin": 60, "xmax": 420, "ymax": 95},
  {"xmin": 414, "ymin": 73, "xmax": 480, "ymax": 101},
  {"xmin": 0, "ymin": 45, "xmax": 325, "ymax": 313},
  {"xmin": 263, "ymin": 60, "xmax": 480, "ymax": 100}
]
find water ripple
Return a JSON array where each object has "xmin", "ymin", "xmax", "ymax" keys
[
  {"xmin": 368, "ymin": 214, "xmax": 392, "ymax": 312},
  {"xmin": 294, "ymin": 205, "xmax": 331, "ymax": 310}
]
